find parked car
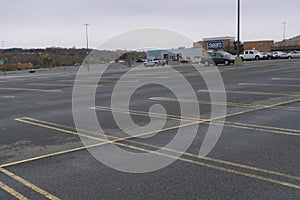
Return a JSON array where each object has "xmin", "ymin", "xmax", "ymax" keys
[
  {"xmin": 144, "ymin": 59, "xmax": 166, "ymax": 67},
  {"xmin": 180, "ymin": 59, "xmax": 189, "ymax": 63},
  {"xmin": 136, "ymin": 59, "xmax": 146, "ymax": 63},
  {"xmin": 240, "ymin": 50, "xmax": 264, "ymax": 61},
  {"xmin": 287, "ymin": 51, "xmax": 300, "ymax": 59},
  {"xmin": 272, "ymin": 51, "xmax": 289, "ymax": 59},
  {"xmin": 201, "ymin": 51, "xmax": 236, "ymax": 66},
  {"xmin": 261, "ymin": 52, "xmax": 272, "ymax": 60}
]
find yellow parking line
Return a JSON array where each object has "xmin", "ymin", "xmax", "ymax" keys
[
  {"xmin": 93, "ymin": 105, "xmax": 206, "ymax": 122},
  {"xmin": 0, "ymin": 144, "xmax": 100, "ymax": 168},
  {"xmin": 29, "ymin": 76, "xmax": 49, "ymax": 79},
  {"xmin": 272, "ymin": 78, "xmax": 300, "ymax": 81},
  {"xmin": 0, "ymin": 95, "xmax": 15, "ymax": 98},
  {"xmin": 150, "ymin": 96, "xmax": 262, "ymax": 108},
  {"xmin": 239, "ymin": 82, "xmax": 300, "ymax": 87},
  {"xmin": 0, "ymin": 168, "xmax": 60, "ymax": 200},
  {"xmin": 28, "ymin": 83, "xmax": 74, "ymax": 87},
  {"xmin": 11, "ymin": 118, "xmax": 300, "ymax": 190},
  {"xmin": 0, "ymin": 87, "xmax": 61, "ymax": 93},
  {"xmin": 150, "ymin": 97, "xmax": 300, "ymax": 112},
  {"xmin": 0, "ymin": 180, "xmax": 28, "ymax": 200},
  {"xmin": 214, "ymin": 121, "xmax": 300, "ymax": 137},
  {"xmin": 225, "ymin": 121, "xmax": 300, "ymax": 134},
  {"xmin": 112, "ymin": 143, "xmax": 300, "ymax": 190},
  {"xmin": 198, "ymin": 89, "xmax": 300, "ymax": 97},
  {"xmin": 99, "ymin": 80, "xmax": 139, "ymax": 83},
  {"xmin": 13, "ymin": 117, "xmax": 300, "ymax": 181},
  {"xmin": 15, "ymin": 118, "xmax": 106, "ymax": 141},
  {"xmin": 27, "ymin": 83, "xmax": 102, "ymax": 87},
  {"xmin": 94, "ymin": 105, "xmax": 300, "ymax": 137},
  {"xmin": 16, "ymin": 116, "xmax": 199, "ymax": 144},
  {"xmin": 98, "ymin": 97, "xmax": 300, "ymax": 125}
]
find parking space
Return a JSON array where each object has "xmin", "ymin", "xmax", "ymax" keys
[{"xmin": 0, "ymin": 60, "xmax": 300, "ymax": 199}]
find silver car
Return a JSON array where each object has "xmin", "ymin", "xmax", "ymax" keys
[
  {"xmin": 287, "ymin": 51, "xmax": 300, "ymax": 59},
  {"xmin": 272, "ymin": 51, "xmax": 289, "ymax": 59}
]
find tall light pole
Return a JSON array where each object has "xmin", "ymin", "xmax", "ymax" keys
[
  {"xmin": 1, "ymin": 41, "xmax": 5, "ymax": 76},
  {"xmin": 237, "ymin": 0, "xmax": 240, "ymax": 56},
  {"xmin": 282, "ymin": 22, "xmax": 287, "ymax": 41},
  {"xmin": 84, "ymin": 24, "xmax": 89, "ymax": 71},
  {"xmin": 235, "ymin": 0, "xmax": 242, "ymax": 66}
]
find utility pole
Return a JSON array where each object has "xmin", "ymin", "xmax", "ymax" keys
[
  {"xmin": 282, "ymin": 22, "xmax": 287, "ymax": 41},
  {"xmin": 84, "ymin": 24, "xmax": 89, "ymax": 71},
  {"xmin": 1, "ymin": 41, "xmax": 5, "ymax": 76}
]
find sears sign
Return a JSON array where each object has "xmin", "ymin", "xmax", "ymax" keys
[{"xmin": 207, "ymin": 41, "xmax": 223, "ymax": 49}]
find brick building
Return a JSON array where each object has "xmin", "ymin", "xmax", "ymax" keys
[
  {"xmin": 271, "ymin": 35, "xmax": 300, "ymax": 52},
  {"xmin": 243, "ymin": 40, "xmax": 274, "ymax": 52},
  {"xmin": 193, "ymin": 36, "xmax": 235, "ymax": 52}
]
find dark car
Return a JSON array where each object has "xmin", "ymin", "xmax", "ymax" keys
[{"xmin": 201, "ymin": 51, "xmax": 236, "ymax": 66}]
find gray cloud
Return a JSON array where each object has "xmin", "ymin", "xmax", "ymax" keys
[{"xmin": 0, "ymin": 0, "xmax": 299, "ymax": 48}]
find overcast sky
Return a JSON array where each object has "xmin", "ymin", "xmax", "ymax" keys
[{"xmin": 1, "ymin": 0, "xmax": 299, "ymax": 49}]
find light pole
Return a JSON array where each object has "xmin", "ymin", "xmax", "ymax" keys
[
  {"xmin": 237, "ymin": 0, "xmax": 240, "ymax": 56},
  {"xmin": 282, "ymin": 22, "xmax": 287, "ymax": 41},
  {"xmin": 1, "ymin": 41, "xmax": 5, "ymax": 76},
  {"xmin": 84, "ymin": 24, "xmax": 89, "ymax": 71},
  {"xmin": 235, "ymin": 0, "xmax": 242, "ymax": 66}
]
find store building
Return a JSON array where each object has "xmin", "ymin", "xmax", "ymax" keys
[
  {"xmin": 243, "ymin": 40, "xmax": 274, "ymax": 52},
  {"xmin": 193, "ymin": 36, "xmax": 235, "ymax": 52},
  {"xmin": 271, "ymin": 35, "xmax": 300, "ymax": 52},
  {"xmin": 147, "ymin": 47, "xmax": 203, "ymax": 62}
]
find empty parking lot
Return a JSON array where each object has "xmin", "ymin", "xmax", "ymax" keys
[{"xmin": 0, "ymin": 60, "xmax": 300, "ymax": 199}]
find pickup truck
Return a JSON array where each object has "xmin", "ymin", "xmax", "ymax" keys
[
  {"xmin": 144, "ymin": 59, "xmax": 166, "ymax": 67},
  {"xmin": 240, "ymin": 50, "xmax": 264, "ymax": 61}
]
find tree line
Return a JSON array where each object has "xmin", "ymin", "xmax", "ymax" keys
[{"xmin": 0, "ymin": 47, "xmax": 146, "ymax": 70}]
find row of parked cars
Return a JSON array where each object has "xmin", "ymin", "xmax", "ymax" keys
[
  {"xmin": 142, "ymin": 50, "xmax": 300, "ymax": 67},
  {"xmin": 244, "ymin": 50, "xmax": 300, "ymax": 60},
  {"xmin": 200, "ymin": 50, "xmax": 300, "ymax": 66}
]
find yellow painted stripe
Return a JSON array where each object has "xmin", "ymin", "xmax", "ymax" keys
[
  {"xmin": 198, "ymin": 89, "xmax": 300, "ymax": 97},
  {"xmin": 150, "ymin": 96, "xmax": 300, "ymax": 112},
  {"xmin": 227, "ymin": 121, "xmax": 300, "ymax": 133},
  {"xmin": 94, "ymin": 97, "xmax": 300, "ymax": 137},
  {"xmin": 93, "ymin": 106, "xmax": 206, "ymax": 122},
  {"xmin": 0, "ymin": 143, "xmax": 101, "ymax": 168},
  {"xmin": 272, "ymin": 78, "xmax": 300, "ymax": 81},
  {"xmin": 97, "ymin": 97, "xmax": 300, "ymax": 124},
  {"xmin": 28, "ymin": 83, "xmax": 74, "ymax": 87},
  {"xmin": 27, "ymin": 83, "xmax": 101, "ymax": 87},
  {"xmin": 16, "ymin": 116, "xmax": 199, "ymax": 144},
  {"xmin": 0, "ymin": 87, "xmax": 61, "ymax": 93},
  {"xmin": 112, "ymin": 141, "xmax": 300, "ymax": 190},
  {"xmin": 15, "ymin": 118, "xmax": 106, "ymax": 141},
  {"xmin": 239, "ymin": 82, "xmax": 300, "ymax": 87},
  {"xmin": 0, "ymin": 181, "xmax": 28, "ymax": 200},
  {"xmin": 213, "ymin": 121, "xmax": 300, "ymax": 137},
  {"xmin": 0, "ymin": 95, "xmax": 15, "ymax": 98},
  {"xmin": 0, "ymin": 168, "xmax": 60, "ymax": 200},
  {"xmin": 150, "ymin": 96, "xmax": 261, "ymax": 108},
  {"xmin": 11, "ymin": 117, "xmax": 300, "ymax": 183},
  {"xmin": 95, "ymin": 105, "xmax": 300, "ymax": 137}
]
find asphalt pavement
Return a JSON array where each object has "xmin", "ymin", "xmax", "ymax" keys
[{"xmin": 0, "ymin": 59, "xmax": 300, "ymax": 199}]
